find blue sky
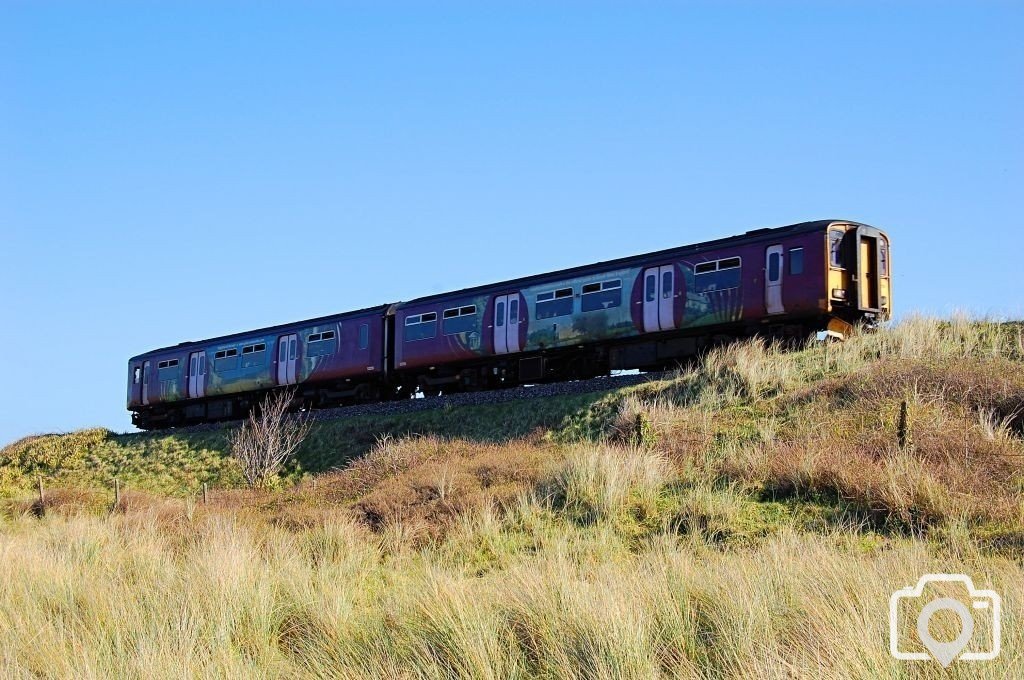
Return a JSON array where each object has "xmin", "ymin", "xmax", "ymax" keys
[{"xmin": 1, "ymin": 1, "xmax": 1021, "ymax": 444}]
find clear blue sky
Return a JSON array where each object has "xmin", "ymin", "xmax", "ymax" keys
[{"xmin": 1, "ymin": 1, "xmax": 1021, "ymax": 444}]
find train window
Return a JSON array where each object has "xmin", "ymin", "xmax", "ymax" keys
[
  {"xmin": 443, "ymin": 305, "xmax": 478, "ymax": 335},
  {"xmin": 240, "ymin": 343, "xmax": 267, "ymax": 367},
  {"xmin": 278, "ymin": 343, "xmax": 287, "ymax": 362},
  {"xmin": 308, "ymin": 333, "xmax": 322, "ymax": 342},
  {"xmin": 404, "ymin": 312, "xmax": 437, "ymax": 342},
  {"xmin": 581, "ymin": 278, "xmax": 622, "ymax": 312},
  {"xmin": 694, "ymin": 257, "xmax": 742, "ymax": 294},
  {"xmin": 306, "ymin": 330, "xmax": 336, "ymax": 357},
  {"xmin": 645, "ymin": 274, "xmax": 656, "ymax": 302},
  {"xmin": 157, "ymin": 359, "xmax": 179, "ymax": 369},
  {"xmin": 829, "ymin": 230, "xmax": 844, "ymax": 268},
  {"xmin": 359, "ymin": 323, "xmax": 369, "ymax": 350},
  {"xmin": 536, "ymin": 287, "xmax": 573, "ymax": 319},
  {"xmin": 719, "ymin": 257, "xmax": 741, "ymax": 270},
  {"xmin": 321, "ymin": 331, "xmax": 335, "ymax": 341},
  {"xmin": 509, "ymin": 298, "xmax": 518, "ymax": 321},
  {"xmin": 662, "ymin": 271, "xmax": 673, "ymax": 299},
  {"xmin": 198, "ymin": 354, "xmax": 206, "ymax": 375},
  {"xmin": 879, "ymin": 243, "xmax": 889, "ymax": 276},
  {"xmin": 133, "ymin": 367, "xmax": 141, "ymax": 384},
  {"xmin": 214, "ymin": 348, "xmax": 239, "ymax": 372},
  {"xmin": 496, "ymin": 301, "xmax": 505, "ymax": 327},
  {"xmin": 789, "ymin": 248, "xmax": 804, "ymax": 275},
  {"xmin": 768, "ymin": 252, "xmax": 781, "ymax": 282}
]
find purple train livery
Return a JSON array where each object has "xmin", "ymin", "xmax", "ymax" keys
[{"xmin": 128, "ymin": 219, "xmax": 891, "ymax": 429}]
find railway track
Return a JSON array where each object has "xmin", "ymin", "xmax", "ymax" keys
[{"xmin": 129, "ymin": 371, "xmax": 669, "ymax": 437}]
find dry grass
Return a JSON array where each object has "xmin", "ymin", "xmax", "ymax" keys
[
  {"xmin": 1, "ymin": 503, "xmax": 1023, "ymax": 678},
  {"xmin": 2, "ymin": 316, "xmax": 1023, "ymax": 677}
]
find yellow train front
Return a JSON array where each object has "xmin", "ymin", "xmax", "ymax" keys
[{"xmin": 823, "ymin": 222, "xmax": 892, "ymax": 337}]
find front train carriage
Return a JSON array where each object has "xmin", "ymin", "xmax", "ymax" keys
[
  {"xmin": 391, "ymin": 220, "xmax": 890, "ymax": 393},
  {"xmin": 128, "ymin": 305, "xmax": 390, "ymax": 429}
]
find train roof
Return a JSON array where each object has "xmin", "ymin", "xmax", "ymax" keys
[
  {"xmin": 131, "ymin": 303, "xmax": 392, "ymax": 360},
  {"xmin": 397, "ymin": 219, "xmax": 870, "ymax": 307}
]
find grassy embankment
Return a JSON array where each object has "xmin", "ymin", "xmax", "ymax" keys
[{"xmin": 1, "ymin": 316, "xmax": 1023, "ymax": 678}]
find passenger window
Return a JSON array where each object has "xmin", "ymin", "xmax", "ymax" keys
[
  {"xmin": 199, "ymin": 355, "xmax": 206, "ymax": 375},
  {"xmin": 661, "ymin": 271, "xmax": 673, "ymax": 299},
  {"xmin": 789, "ymin": 248, "xmax": 804, "ymax": 275},
  {"xmin": 768, "ymin": 252, "xmax": 781, "ymax": 281},
  {"xmin": 496, "ymin": 301, "xmax": 505, "ymax": 327},
  {"xmin": 879, "ymin": 243, "xmax": 889, "ymax": 276},
  {"xmin": 133, "ymin": 367, "xmax": 141, "ymax": 384},
  {"xmin": 509, "ymin": 299, "xmax": 519, "ymax": 322},
  {"xmin": 829, "ymin": 230, "xmax": 844, "ymax": 268},
  {"xmin": 359, "ymin": 323, "xmax": 369, "ymax": 350},
  {"xmin": 279, "ymin": 342, "xmax": 287, "ymax": 362},
  {"xmin": 535, "ymin": 288, "xmax": 573, "ymax": 319},
  {"xmin": 645, "ymin": 274, "xmax": 656, "ymax": 302}
]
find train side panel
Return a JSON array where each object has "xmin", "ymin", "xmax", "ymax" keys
[{"xmin": 392, "ymin": 228, "xmax": 831, "ymax": 373}]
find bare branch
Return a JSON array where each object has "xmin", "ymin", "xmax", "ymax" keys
[{"xmin": 230, "ymin": 389, "xmax": 312, "ymax": 488}]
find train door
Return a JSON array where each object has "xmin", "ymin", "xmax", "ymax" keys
[
  {"xmin": 858, "ymin": 234, "xmax": 879, "ymax": 310},
  {"xmin": 493, "ymin": 294, "xmax": 521, "ymax": 354},
  {"xmin": 142, "ymin": 361, "xmax": 151, "ymax": 405},
  {"xmin": 187, "ymin": 351, "xmax": 206, "ymax": 399},
  {"xmin": 765, "ymin": 245, "xmax": 784, "ymax": 314},
  {"xmin": 277, "ymin": 334, "xmax": 298, "ymax": 385},
  {"xmin": 642, "ymin": 266, "xmax": 676, "ymax": 332}
]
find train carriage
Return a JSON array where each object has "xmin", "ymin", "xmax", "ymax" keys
[
  {"xmin": 390, "ymin": 220, "xmax": 890, "ymax": 394},
  {"xmin": 128, "ymin": 305, "xmax": 390, "ymax": 429},
  {"xmin": 128, "ymin": 219, "xmax": 890, "ymax": 428}
]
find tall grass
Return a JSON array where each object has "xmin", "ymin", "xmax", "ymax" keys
[
  {"xmin": 1, "ymin": 505, "xmax": 1022, "ymax": 678},
  {"xmin": 2, "ymin": 316, "xmax": 1023, "ymax": 677}
]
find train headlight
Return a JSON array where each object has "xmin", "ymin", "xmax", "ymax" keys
[{"xmin": 831, "ymin": 288, "xmax": 847, "ymax": 299}]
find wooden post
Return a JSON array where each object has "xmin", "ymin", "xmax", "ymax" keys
[
  {"xmin": 312, "ymin": 477, "xmax": 317, "ymax": 492},
  {"xmin": 37, "ymin": 476, "xmax": 44, "ymax": 506},
  {"xmin": 897, "ymin": 400, "xmax": 911, "ymax": 450},
  {"xmin": 114, "ymin": 477, "xmax": 121, "ymax": 506},
  {"xmin": 202, "ymin": 482, "xmax": 208, "ymax": 505}
]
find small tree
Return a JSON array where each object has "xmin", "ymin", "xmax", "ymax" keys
[{"xmin": 231, "ymin": 389, "xmax": 312, "ymax": 489}]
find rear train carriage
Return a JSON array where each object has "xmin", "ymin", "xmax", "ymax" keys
[{"xmin": 128, "ymin": 305, "xmax": 390, "ymax": 429}]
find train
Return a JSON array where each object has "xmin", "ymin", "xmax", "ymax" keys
[{"xmin": 127, "ymin": 219, "xmax": 891, "ymax": 429}]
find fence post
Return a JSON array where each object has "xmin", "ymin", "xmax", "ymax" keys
[
  {"xmin": 202, "ymin": 482, "xmax": 208, "ymax": 505},
  {"xmin": 37, "ymin": 476, "xmax": 45, "ymax": 506},
  {"xmin": 897, "ymin": 400, "xmax": 911, "ymax": 450},
  {"xmin": 114, "ymin": 477, "xmax": 120, "ymax": 506}
]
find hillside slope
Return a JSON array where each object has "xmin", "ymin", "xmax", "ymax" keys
[{"xmin": 1, "ymin": 317, "xmax": 1023, "ymax": 677}]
